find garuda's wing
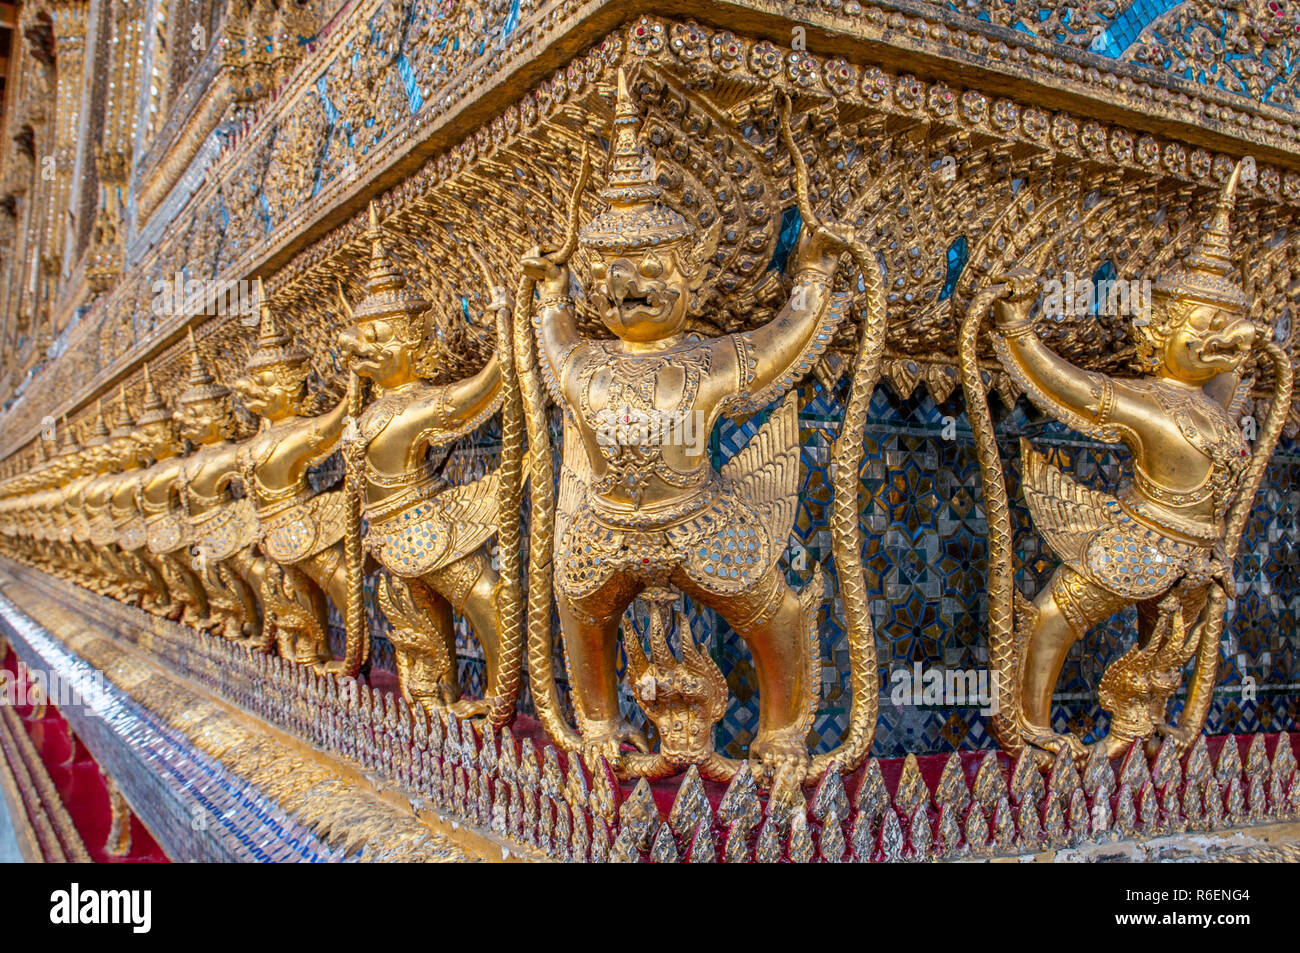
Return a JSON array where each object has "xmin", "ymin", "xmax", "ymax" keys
[
  {"xmin": 1019, "ymin": 437, "xmax": 1117, "ymax": 566},
  {"xmin": 720, "ymin": 391, "xmax": 802, "ymax": 546},
  {"xmin": 430, "ymin": 467, "xmax": 502, "ymax": 568},
  {"xmin": 556, "ymin": 425, "xmax": 591, "ymax": 548}
]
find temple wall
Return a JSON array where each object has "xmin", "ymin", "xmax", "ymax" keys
[{"xmin": 0, "ymin": 0, "xmax": 1297, "ymax": 862}]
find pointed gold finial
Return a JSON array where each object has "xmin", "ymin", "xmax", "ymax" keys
[
  {"xmin": 255, "ymin": 277, "xmax": 282, "ymax": 348},
  {"xmin": 1152, "ymin": 158, "xmax": 1248, "ymax": 310},
  {"xmin": 351, "ymin": 201, "xmax": 429, "ymax": 327},
  {"xmin": 87, "ymin": 398, "xmax": 111, "ymax": 445},
  {"xmin": 111, "ymin": 383, "xmax": 135, "ymax": 437},
  {"xmin": 579, "ymin": 67, "xmax": 693, "ymax": 254},
  {"xmin": 179, "ymin": 325, "xmax": 229, "ymax": 405},
  {"xmin": 138, "ymin": 362, "xmax": 171, "ymax": 425},
  {"xmin": 57, "ymin": 413, "xmax": 80, "ymax": 456},
  {"xmin": 246, "ymin": 276, "xmax": 309, "ymax": 379}
]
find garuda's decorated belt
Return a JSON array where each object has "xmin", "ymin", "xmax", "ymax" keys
[
  {"xmin": 191, "ymin": 498, "xmax": 258, "ymax": 562},
  {"xmin": 145, "ymin": 509, "xmax": 189, "ymax": 555},
  {"xmin": 88, "ymin": 510, "xmax": 119, "ymax": 547},
  {"xmin": 364, "ymin": 471, "xmax": 499, "ymax": 579},
  {"xmin": 561, "ymin": 490, "xmax": 775, "ymax": 599},
  {"xmin": 259, "ymin": 489, "xmax": 347, "ymax": 565},
  {"xmin": 69, "ymin": 511, "xmax": 93, "ymax": 544},
  {"xmin": 116, "ymin": 516, "xmax": 146, "ymax": 552}
]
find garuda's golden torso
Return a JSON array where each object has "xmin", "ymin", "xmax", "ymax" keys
[
  {"xmin": 182, "ymin": 441, "xmax": 258, "ymax": 564},
  {"xmin": 357, "ymin": 382, "xmax": 499, "ymax": 580},
  {"xmin": 240, "ymin": 417, "xmax": 346, "ymax": 566},
  {"xmin": 139, "ymin": 455, "xmax": 189, "ymax": 557},
  {"xmin": 1006, "ymin": 365, "xmax": 1250, "ymax": 605}
]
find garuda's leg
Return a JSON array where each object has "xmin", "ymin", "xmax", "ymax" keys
[
  {"xmin": 114, "ymin": 548, "xmax": 160, "ymax": 611},
  {"xmin": 157, "ymin": 551, "xmax": 209, "ymax": 628},
  {"xmin": 677, "ymin": 564, "xmax": 816, "ymax": 776},
  {"xmin": 199, "ymin": 560, "xmax": 261, "ymax": 641},
  {"xmin": 422, "ymin": 549, "xmax": 499, "ymax": 718},
  {"xmin": 226, "ymin": 548, "xmax": 268, "ymax": 645},
  {"xmin": 138, "ymin": 551, "xmax": 184, "ymax": 619},
  {"xmin": 297, "ymin": 544, "xmax": 348, "ymax": 622},
  {"xmin": 259, "ymin": 557, "xmax": 332, "ymax": 665},
  {"xmin": 556, "ymin": 570, "xmax": 647, "ymax": 763},
  {"xmin": 1022, "ymin": 565, "xmax": 1129, "ymax": 753}
]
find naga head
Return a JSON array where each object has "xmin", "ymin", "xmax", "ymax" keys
[
  {"xmin": 579, "ymin": 70, "xmax": 705, "ymax": 344},
  {"xmin": 234, "ymin": 280, "xmax": 310, "ymax": 422},
  {"xmin": 338, "ymin": 204, "xmax": 430, "ymax": 389},
  {"xmin": 174, "ymin": 327, "xmax": 234, "ymax": 446},
  {"xmin": 132, "ymin": 364, "xmax": 180, "ymax": 460},
  {"xmin": 1138, "ymin": 160, "xmax": 1257, "ymax": 384},
  {"xmin": 625, "ymin": 589, "xmax": 727, "ymax": 767}
]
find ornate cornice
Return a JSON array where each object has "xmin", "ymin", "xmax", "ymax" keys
[{"xmin": 6, "ymin": 1, "xmax": 1300, "ymax": 458}]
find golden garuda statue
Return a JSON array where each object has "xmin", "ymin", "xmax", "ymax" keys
[
  {"xmin": 234, "ymin": 285, "xmax": 353, "ymax": 670},
  {"xmin": 20, "ymin": 433, "xmax": 62, "ymax": 569},
  {"xmin": 43, "ymin": 417, "xmax": 89, "ymax": 584},
  {"xmin": 136, "ymin": 369, "xmax": 211, "ymax": 629},
  {"xmin": 336, "ymin": 205, "xmax": 515, "ymax": 722},
  {"xmin": 512, "ymin": 69, "xmax": 889, "ymax": 797},
  {"xmin": 175, "ymin": 329, "xmax": 264, "ymax": 645},
  {"xmin": 110, "ymin": 368, "xmax": 174, "ymax": 617},
  {"xmin": 81, "ymin": 389, "xmax": 141, "ymax": 600},
  {"xmin": 65, "ymin": 403, "xmax": 115, "ymax": 592},
  {"xmin": 961, "ymin": 160, "xmax": 1294, "ymax": 761}
]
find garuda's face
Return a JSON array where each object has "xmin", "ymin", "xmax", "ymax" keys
[
  {"xmin": 591, "ymin": 247, "xmax": 691, "ymax": 343},
  {"xmin": 131, "ymin": 420, "xmax": 176, "ymax": 459},
  {"xmin": 175, "ymin": 398, "xmax": 230, "ymax": 445},
  {"xmin": 92, "ymin": 440, "xmax": 129, "ymax": 473},
  {"xmin": 339, "ymin": 319, "xmax": 409, "ymax": 382},
  {"xmin": 109, "ymin": 435, "xmax": 138, "ymax": 467},
  {"xmin": 81, "ymin": 444, "xmax": 110, "ymax": 474},
  {"xmin": 235, "ymin": 369, "xmax": 299, "ymax": 421},
  {"xmin": 1162, "ymin": 302, "xmax": 1256, "ymax": 384}
]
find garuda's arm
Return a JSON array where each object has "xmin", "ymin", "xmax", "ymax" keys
[
  {"xmin": 441, "ymin": 352, "xmax": 501, "ymax": 430},
  {"xmin": 300, "ymin": 396, "xmax": 351, "ymax": 465},
  {"xmin": 989, "ymin": 272, "xmax": 1141, "ymax": 444},
  {"xmin": 722, "ymin": 228, "xmax": 853, "ymax": 414},
  {"xmin": 520, "ymin": 252, "xmax": 582, "ymax": 406},
  {"xmin": 391, "ymin": 356, "xmax": 504, "ymax": 460}
]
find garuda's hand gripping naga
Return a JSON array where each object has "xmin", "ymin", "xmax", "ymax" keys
[
  {"xmin": 175, "ymin": 328, "xmax": 264, "ymax": 645},
  {"xmin": 513, "ymin": 70, "xmax": 889, "ymax": 796},
  {"xmin": 234, "ymin": 282, "xmax": 353, "ymax": 670},
  {"xmin": 336, "ymin": 204, "xmax": 517, "ymax": 723},
  {"xmin": 961, "ymin": 160, "xmax": 1293, "ymax": 761}
]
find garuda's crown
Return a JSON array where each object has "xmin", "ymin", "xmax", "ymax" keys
[
  {"xmin": 1152, "ymin": 159, "xmax": 1248, "ymax": 311},
  {"xmin": 351, "ymin": 203, "xmax": 429, "ymax": 330},
  {"xmin": 110, "ymin": 384, "xmax": 136, "ymax": 440},
  {"xmin": 84, "ymin": 400, "xmax": 111, "ymax": 449},
  {"xmin": 56, "ymin": 414, "xmax": 81, "ymax": 457},
  {"xmin": 247, "ymin": 278, "xmax": 310, "ymax": 383},
  {"xmin": 578, "ymin": 69, "xmax": 695, "ymax": 254},
  {"xmin": 136, "ymin": 363, "xmax": 172, "ymax": 426},
  {"xmin": 177, "ymin": 327, "xmax": 230, "ymax": 406}
]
